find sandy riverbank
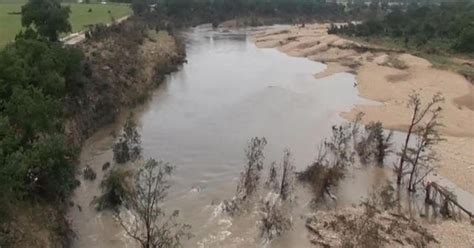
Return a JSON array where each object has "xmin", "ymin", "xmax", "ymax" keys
[{"xmin": 254, "ymin": 24, "xmax": 474, "ymax": 195}]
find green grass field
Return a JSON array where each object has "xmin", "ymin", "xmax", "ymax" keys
[{"xmin": 0, "ymin": 2, "xmax": 131, "ymax": 47}]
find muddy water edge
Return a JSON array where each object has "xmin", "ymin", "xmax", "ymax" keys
[{"xmin": 69, "ymin": 25, "xmax": 474, "ymax": 248}]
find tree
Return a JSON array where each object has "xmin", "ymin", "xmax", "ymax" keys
[
  {"xmin": 279, "ymin": 149, "xmax": 295, "ymax": 202},
  {"xmin": 396, "ymin": 92, "xmax": 444, "ymax": 186},
  {"xmin": 406, "ymin": 103, "xmax": 443, "ymax": 191},
  {"xmin": 265, "ymin": 162, "xmax": 278, "ymax": 191},
  {"xmin": 21, "ymin": 0, "xmax": 72, "ymax": 41},
  {"xmin": 113, "ymin": 115, "xmax": 142, "ymax": 164},
  {"xmin": 96, "ymin": 169, "xmax": 132, "ymax": 211},
  {"xmin": 236, "ymin": 137, "xmax": 267, "ymax": 202},
  {"xmin": 132, "ymin": 0, "xmax": 149, "ymax": 16},
  {"xmin": 22, "ymin": 134, "xmax": 77, "ymax": 200},
  {"xmin": 118, "ymin": 158, "xmax": 191, "ymax": 248},
  {"xmin": 455, "ymin": 25, "xmax": 474, "ymax": 52},
  {"xmin": 356, "ymin": 122, "xmax": 393, "ymax": 165},
  {"xmin": 260, "ymin": 150, "xmax": 295, "ymax": 242},
  {"xmin": 298, "ymin": 124, "xmax": 353, "ymax": 203},
  {"xmin": 260, "ymin": 195, "xmax": 292, "ymax": 242}
]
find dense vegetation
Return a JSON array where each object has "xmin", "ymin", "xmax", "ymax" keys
[
  {"xmin": 329, "ymin": 1, "xmax": 474, "ymax": 53},
  {"xmin": 130, "ymin": 0, "xmax": 348, "ymax": 26},
  {"xmin": 0, "ymin": 0, "xmax": 88, "ymax": 244}
]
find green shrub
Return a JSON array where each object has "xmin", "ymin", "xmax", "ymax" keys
[
  {"xmin": 96, "ymin": 169, "xmax": 132, "ymax": 211},
  {"xmin": 455, "ymin": 26, "xmax": 474, "ymax": 53}
]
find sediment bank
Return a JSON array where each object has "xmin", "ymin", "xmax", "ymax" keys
[{"xmin": 254, "ymin": 24, "xmax": 474, "ymax": 195}]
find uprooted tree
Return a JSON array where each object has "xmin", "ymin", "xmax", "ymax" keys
[
  {"xmin": 424, "ymin": 181, "xmax": 473, "ymax": 220},
  {"xmin": 395, "ymin": 92, "xmax": 444, "ymax": 188},
  {"xmin": 117, "ymin": 158, "xmax": 191, "ymax": 248}
]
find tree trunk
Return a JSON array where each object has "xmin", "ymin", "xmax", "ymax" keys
[
  {"xmin": 407, "ymin": 148, "xmax": 422, "ymax": 192},
  {"xmin": 427, "ymin": 182, "xmax": 473, "ymax": 218},
  {"xmin": 397, "ymin": 125, "xmax": 413, "ymax": 185},
  {"xmin": 424, "ymin": 183, "xmax": 432, "ymax": 204},
  {"xmin": 397, "ymin": 106, "xmax": 418, "ymax": 185}
]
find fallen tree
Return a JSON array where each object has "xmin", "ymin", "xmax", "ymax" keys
[{"xmin": 424, "ymin": 181, "xmax": 473, "ymax": 220}]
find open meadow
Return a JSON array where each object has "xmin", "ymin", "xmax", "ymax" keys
[{"xmin": 0, "ymin": 1, "xmax": 131, "ymax": 46}]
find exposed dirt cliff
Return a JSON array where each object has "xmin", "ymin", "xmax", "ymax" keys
[{"xmin": 65, "ymin": 16, "xmax": 186, "ymax": 146}]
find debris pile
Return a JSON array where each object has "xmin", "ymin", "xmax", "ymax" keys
[{"xmin": 305, "ymin": 208, "xmax": 438, "ymax": 248}]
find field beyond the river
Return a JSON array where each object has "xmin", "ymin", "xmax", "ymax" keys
[{"xmin": 0, "ymin": 1, "xmax": 131, "ymax": 47}]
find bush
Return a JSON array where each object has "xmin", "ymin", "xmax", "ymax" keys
[
  {"xmin": 113, "ymin": 116, "xmax": 142, "ymax": 164},
  {"xmin": 455, "ymin": 26, "xmax": 474, "ymax": 53},
  {"xmin": 96, "ymin": 169, "xmax": 132, "ymax": 211},
  {"xmin": 83, "ymin": 165, "xmax": 97, "ymax": 181}
]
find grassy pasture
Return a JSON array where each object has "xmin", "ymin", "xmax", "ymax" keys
[{"xmin": 0, "ymin": 1, "xmax": 131, "ymax": 47}]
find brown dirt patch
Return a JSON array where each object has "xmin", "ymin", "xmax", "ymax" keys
[{"xmin": 453, "ymin": 89, "xmax": 474, "ymax": 111}]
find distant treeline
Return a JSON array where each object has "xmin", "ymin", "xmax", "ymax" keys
[
  {"xmin": 130, "ymin": 0, "xmax": 350, "ymax": 25},
  {"xmin": 128, "ymin": 0, "xmax": 474, "ymax": 30},
  {"xmin": 329, "ymin": 1, "xmax": 474, "ymax": 53}
]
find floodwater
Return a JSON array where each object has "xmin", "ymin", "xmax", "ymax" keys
[{"xmin": 69, "ymin": 25, "xmax": 474, "ymax": 248}]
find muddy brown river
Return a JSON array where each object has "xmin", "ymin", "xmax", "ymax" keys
[{"xmin": 69, "ymin": 25, "xmax": 474, "ymax": 248}]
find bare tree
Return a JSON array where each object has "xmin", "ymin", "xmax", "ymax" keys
[
  {"xmin": 406, "ymin": 104, "xmax": 443, "ymax": 191},
  {"xmin": 396, "ymin": 92, "xmax": 444, "ymax": 185},
  {"xmin": 236, "ymin": 137, "xmax": 267, "ymax": 202},
  {"xmin": 279, "ymin": 149, "xmax": 295, "ymax": 202},
  {"xmin": 265, "ymin": 162, "xmax": 279, "ymax": 191},
  {"xmin": 223, "ymin": 137, "xmax": 267, "ymax": 215},
  {"xmin": 117, "ymin": 159, "xmax": 191, "ymax": 248}
]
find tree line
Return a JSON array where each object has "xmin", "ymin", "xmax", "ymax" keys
[
  {"xmin": 130, "ymin": 0, "xmax": 348, "ymax": 25},
  {"xmin": 0, "ymin": 0, "xmax": 90, "ymax": 245},
  {"xmin": 329, "ymin": 0, "xmax": 474, "ymax": 53}
]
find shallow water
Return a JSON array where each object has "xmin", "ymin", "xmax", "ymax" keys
[{"xmin": 69, "ymin": 26, "xmax": 473, "ymax": 248}]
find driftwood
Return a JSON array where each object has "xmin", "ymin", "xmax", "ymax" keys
[{"xmin": 425, "ymin": 181, "xmax": 473, "ymax": 219}]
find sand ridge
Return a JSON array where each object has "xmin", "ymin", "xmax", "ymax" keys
[{"xmin": 253, "ymin": 24, "xmax": 474, "ymax": 194}]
